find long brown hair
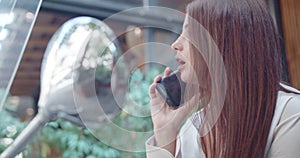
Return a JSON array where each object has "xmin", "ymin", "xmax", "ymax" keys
[{"xmin": 187, "ymin": 0, "xmax": 282, "ymax": 157}]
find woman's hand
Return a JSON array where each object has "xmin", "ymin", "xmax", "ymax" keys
[{"xmin": 148, "ymin": 68, "xmax": 199, "ymax": 155}]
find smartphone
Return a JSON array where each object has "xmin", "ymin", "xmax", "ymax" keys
[{"xmin": 156, "ymin": 70, "xmax": 186, "ymax": 109}]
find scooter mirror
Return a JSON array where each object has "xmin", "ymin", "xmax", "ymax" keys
[
  {"xmin": 39, "ymin": 16, "xmax": 127, "ymax": 127},
  {"xmin": 0, "ymin": 16, "xmax": 128, "ymax": 158}
]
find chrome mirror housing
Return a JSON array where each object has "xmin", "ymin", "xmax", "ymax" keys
[{"xmin": 1, "ymin": 16, "xmax": 128, "ymax": 158}]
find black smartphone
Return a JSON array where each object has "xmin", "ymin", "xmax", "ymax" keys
[{"xmin": 156, "ymin": 70, "xmax": 186, "ymax": 109}]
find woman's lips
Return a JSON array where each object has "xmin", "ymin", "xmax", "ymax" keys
[
  {"xmin": 176, "ymin": 57, "xmax": 186, "ymax": 64},
  {"xmin": 176, "ymin": 57, "xmax": 186, "ymax": 71},
  {"xmin": 177, "ymin": 58, "xmax": 185, "ymax": 65}
]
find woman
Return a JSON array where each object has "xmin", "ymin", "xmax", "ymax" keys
[{"xmin": 146, "ymin": 0, "xmax": 300, "ymax": 157}]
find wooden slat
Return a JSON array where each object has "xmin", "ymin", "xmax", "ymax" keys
[
  {"xmin": 29, "ymin": 31, "xmax": 54, "ymax": 40},
  {"xmin": 9, "ymin": 10, "xmax": 70, "ymax": 95},
  {"xmin": 11, "ymin": 79, "xmax": 40, "ymax": 87},
  {"xmin": 15, "ymin": 71, "xmax": 40, "ymax": 78},
  {"xmin": 18, "ymin": 61, "xmax": 42, "ymax": 68},
  {"xmin": 17, "ymin": 66, "xmax": 40, "ymax": 71},
  {"xmin": 22, "ymin": 51, "xmax": 45, "ymax": 59},
  {"xmin": 10, "ymin": 85, "xmax": 39, "ymax": 96},
  {"xmin": 27, "ymin": 39, "xmax": 50, "ymax": 47},
  {"xmin": 32, "ymin": 25, "xmax": 61, "ymax": 35},
  {"xmin": 280, "ymin": 0, "xmax": 300, "ymax": 89},
  {"xmin": 34, "ymin": 11, "xmax": 71, "ymax": 25}
]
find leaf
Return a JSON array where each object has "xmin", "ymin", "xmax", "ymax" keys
[{"xmin": 77, "ymin": 140, "xmax": 90, "ymax": 154}]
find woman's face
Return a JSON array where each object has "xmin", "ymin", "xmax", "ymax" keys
[{"xmin": 172, "ymin": 15, "xmax": 194, "ymax": 83}]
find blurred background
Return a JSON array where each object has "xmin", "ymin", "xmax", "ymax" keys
[{"xmin": 0, "ymin": 0, "xmax": 299, "ymax": 157}]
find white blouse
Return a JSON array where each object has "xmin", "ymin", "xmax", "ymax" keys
[{"xmin": 146, "ymin": 84, "xmax": 300, "ymax": 158}]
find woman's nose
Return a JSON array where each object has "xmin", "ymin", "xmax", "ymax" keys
[{"xmin": 171, "ymin": 38, "xmax": 183, "ymax": 51}]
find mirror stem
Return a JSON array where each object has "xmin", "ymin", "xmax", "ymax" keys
[
  {"xmin": 0, "ymin": 109, "xmax": 53, "ymax": 158},
  {"xmin": 57, "ymin": 112, "xmax": 85, "ymax": 127}
]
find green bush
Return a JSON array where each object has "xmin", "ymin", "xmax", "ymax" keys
[
  {"xmin": 0, "ymin": 109, "xmax": 27, "ymax": 153},
  {"xmin": 0, "ymin": 90, "xmax": 30, "ymax": 156},
  {"xmin": 0, "ymin": 68, "xmax": 163, "ymax": 158}
]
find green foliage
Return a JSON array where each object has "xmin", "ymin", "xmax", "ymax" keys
[
  {"xmin": 0, "ymin": 68, "xmax": 163, "ymax": 158},
  {"xmin": 114, "ymin": 68, "xmax": 162, "ymax": 131},
  {"xmin": 0, "ymin": 108, "xmax": 27, "ymax": 153},
  {"xmin": 38, "ymin": 120, "xmax": 121, "ymax": 158},
  {"xmin": 0, "ymin": 90, "xmax": 32, "ymax": 157}
]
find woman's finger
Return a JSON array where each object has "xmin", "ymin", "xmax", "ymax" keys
[
  {"xmin": 149, "ymin": 75, "xmax": 162, "ymax": 99},
  {"xmin": 149, "ymin": 82, "xmax": 167, "ymax": 116},
  {"xmin": 154, "ymin": 75, "xmax": 162, "ymax": 83},
  {"xmin": 149, "ymin": 83, "xmax": 157, "ymax": 99},
  {"xmin": 164, "ymin": 67, "xmax": 172, "ymax": 77}
]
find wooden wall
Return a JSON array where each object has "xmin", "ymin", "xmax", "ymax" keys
[
  {"xmin": 280, "ymin": 0, "xmax": 300, "ymax": 89},
  {"xmin": 10, "ymin": 10, "xmax": 72, "ymax": 96}
]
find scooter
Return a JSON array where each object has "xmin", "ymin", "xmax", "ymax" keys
[{"xmin": 0, "ymin": 15, "xmax": 128, "ymax": 158}]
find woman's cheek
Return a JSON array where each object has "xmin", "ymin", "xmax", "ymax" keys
[{"xmin": 180, "ymin": 66, "xmax": 193, "ymax": 83}]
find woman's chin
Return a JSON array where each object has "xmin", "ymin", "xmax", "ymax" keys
[
  {"xmin": 180, "ymin": 69, "xmax": 199, "ymax": 84},
  {"xmin": 180, "ymin": 70, "xmax": 189, "ymax": 83}
]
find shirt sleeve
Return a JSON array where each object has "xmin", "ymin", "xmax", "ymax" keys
[
  {"xmin": 268, "ymin": 96, "xmax": 300, "ymax": 158},
  {"xmin": 145, "ymin": 118, "xmax": 202, "ymax": 158},
  {"xmin": 145, "ymin": 135, "xmax": 181, "ymax": 158}
]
